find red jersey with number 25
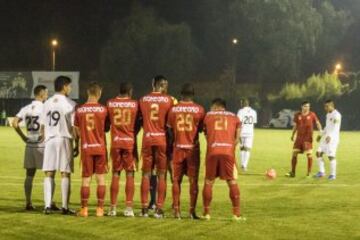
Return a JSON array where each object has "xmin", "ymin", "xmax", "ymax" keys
[
  {"xmin": 74, "ymin": 103, "xmax": 108, "ymax": 155},
  {"xmin": 139, "ymin": 92, "xmax": 173, "ymax": 146},
  {"xmin": 204, "ymin": 111, "xmax": 241, "ymax": 157},
  {"xmin": 167, "ymin": 101, "xmax": 205, "ymax": 149},
  {"xmin": 107, "ymin": 97, "xmax": 139, "ymax": 149},
  {"xmin": 293, "ymin": 111, "xmax": 319, "ymax": 142}
]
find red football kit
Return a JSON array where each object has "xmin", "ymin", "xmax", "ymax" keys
[
  {"xmin": 204, "ymin": 110, "xmax": 241, "ymax": 180},
  {"xmin": 139, "ymin": 91, "xmax": 173, "ymax": 209},
  {"xmin": 74, "ymin": 103, "xmax": 108, "ymax": 177},
  {"xmin": 107, "ymin": 97, "xmax": 139, "ymax": 172},
  {"xmin": 293, "ymin": 111, "xmax": 319, "ymax": 153}
]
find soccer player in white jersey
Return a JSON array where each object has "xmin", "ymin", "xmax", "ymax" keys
[
  {"xmin": 12, "ymin": 85, "xmax": 50, "ymax": 210},
  {"xmin": 41, "ymin": 76, "xmax": 78, "ymax": 214},
  {"xmin": 314, "ymin": 100, "xmax": 342, "ymax": 180},
  {"xmin": 237, "ymin": 99, "xmax": 257, "ymax": 171}
]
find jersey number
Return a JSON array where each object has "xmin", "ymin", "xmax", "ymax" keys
[
  {"xmin": 243, "ymin": 116, "xmax": 254, "ymax": 124},
  {"xmin": 113, "ymin": 109, "xmax": 131, "ymax": 126},
  {"xmin": 176, "ymin": 114, "xmax": 193, "ymax": 132},
  {"xmin": 25, "ymin": 116, "xmax": 40, "ymax": 131},
  {"xmin": 150, "ymin": 104, "xmax": 159, "ymax": 121},
  {"xmin": 214, "ymin": 116, "xmax": 228, "ymax": 130},
  {"xmin": 86, "ymin": 113, "xmax": 95, "ymax": 131},
  {"xmin": 47, "ymin": 111, "xmax": 60, "ymax": 126}
]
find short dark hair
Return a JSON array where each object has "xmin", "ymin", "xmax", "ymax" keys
[
  {"xmin": 33, "ymin": 85, "xmax": 47, "ymax": 96},
  {"xmin": 301, "ymin": 101, "xmax": 310, "ymax": 106},
  {"xmin": 153, "ymin": 75, "xmax": 167, "ymax": 88},
  {"xmin": 212, "ymin": 98, "xmax": 226, "ymax": 108},
  {"xmin": 54, "ymin": 76, "xmax": 72, "ymax": 92},
  {"xmin": 87, "ymin": 82, "xmax": 102, "ymax": 96},
  {"xmin": 241, "ymin": 98, "xmax": 249, "ymax": 106},
  {"xmin": 119, "ymin": 82, "xmax": 133, "ymax": 95},
  {"xmin": 325, "ymin": 99, "xmax": 335, "ymax": 106},
  {"xmin": 181, "ymin": 83, "xmax": 194, "ymax": 98}
]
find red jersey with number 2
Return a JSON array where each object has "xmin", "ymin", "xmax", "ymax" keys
[
  {"xmin": 74, "ymin": 103, "xmax": 108, "ymax": 155},
  {"xmin": 139, "ymin": 92, "xmax": 173, "ymax": 146},
  {"xmin": 204, "ymin": 111, "xmax": 241, "ymax": 157},
  {"xmin": 107, "ymin": 97, "xmax": 138, "ymax": 149}
]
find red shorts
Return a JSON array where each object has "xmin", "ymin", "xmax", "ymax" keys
[
  {"xmin": 111, "ymin": 148, "xmax": 135, "ymax": 172},
  {"xmin": 205, "ymin": 154, "xmax": 236, "ymax": 180},
  {"xmin": 142, "ymin": 145, "xmax": 167, "ymax": 173},
  {"xmin": 293, "ymin": 139, "xmax": 313, "ymax": 153},
  {"xmin": 172, "ymin": 147, "xmax": 200, "ymax": 180},
  {"xmin": 81, "ymin": 153, "xmax": 107, "ymax": 178}
]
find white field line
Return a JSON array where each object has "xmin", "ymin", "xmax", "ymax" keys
[{"xmin": 0, "ymin": 176, "xmax": 355, "ymax": 187}]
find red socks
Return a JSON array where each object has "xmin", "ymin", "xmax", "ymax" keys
[
  {"xmin": 189, "ymin": 179, "xmax": 198, "ymax": 213},
  {"xmin": 141, "ymin": 176, "xmax": 150, "ymax": 208},
  {"xmin": 80, "ymin": 186, "xmax": 90, "ymax": 208},
  {"xmin": 202, "ymin": 183, "xmax": 212, "ymax": 215},
  {"xmin": 125, "ymin": 175, "xmax": 135, "ymax": 207},
  {"xmin": 229, "ymin": 183, "xmax": 241, "ymax": 217},
  {"xmin": 110, "ymin": 176, "xmax": 119, "ymax": 206},
  {"xmin": 307, "ymin": 155, "xmax": 313, "ymax": 174},
  {"xmin": 97, "ymin": 185, "xmax": 106, "ymax": 208},
  {"xmin": 291, "ymin": 156, "xmax": 297, "ymax": 173},
  {"xmin": 157, "ymin": 176, "xmax": 166, "ymax": 209},
  {"xmin": 172, "ymin": 180, "xmax": 181, "ymax": 211}
]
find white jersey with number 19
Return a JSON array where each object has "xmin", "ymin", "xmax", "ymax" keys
[
  {"xmin": 237, "ymin": 106, "xmax": 257, "ymax": 137},
  {"xmin": 41, "ymin": 93, "xmax": 76, "ymax": 141}
]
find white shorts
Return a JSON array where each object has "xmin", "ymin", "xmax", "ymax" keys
[
  {"xmin": 317, "ymin": 139, "xmax": 339, "ymax": 157},
  {"xmin": 43, "ymin": 137, "xmax": 74, "ymax": 173},
  {"xmin": 240, "ymin": 136, "xmax": 254, "ymax": 149},
  {"xmin": 24, "ymin": 146, "xmax": 44, "ymax": 169}
]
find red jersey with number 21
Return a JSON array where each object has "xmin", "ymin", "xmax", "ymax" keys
[
  {"xmin": 74, "ymin": 103, "xmax": 108, "ymax": 155},
  {"xmin": 139, "ymin": 92, "xmax": 173, "ymax": 146},
  {"xmin": 204, "ymin": 111, "xmax": 241, "ymax": 157}
]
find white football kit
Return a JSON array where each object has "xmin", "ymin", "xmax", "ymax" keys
[
  {"xmin": 41, "ymin": 94, "xmax": 76, "ymax": 173},
  {"xmin": 318, "ymin": 109, "xmax": 341, "ymax": 157},
  {"xmin": 237, "ymin": 107, "xmax": 257, "ymax": 148},
  {"xmin": 16, "ymin": 100, "xmax": 44, "ymax": 169}
]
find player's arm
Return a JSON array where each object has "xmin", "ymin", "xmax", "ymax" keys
[
  {"xmin": 290, "ymin": 123, "xmax": 297, "ymax": 142},
  {"xmin": 12, "ymin": 117, "xmax": 28, "ymax": 143},
  {"xmin": 72, "ymin": 110, "xmax": 80, "ymax": 158}
]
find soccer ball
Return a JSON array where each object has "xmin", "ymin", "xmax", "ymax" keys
[{"xmin": 266, "ymin": 168, "xmax": 277, "ymax": 179}]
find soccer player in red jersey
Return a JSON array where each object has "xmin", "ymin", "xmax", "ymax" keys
[
  {"xmin": 202, "ymin": 98, "xmax": 245, "ymax": 221},
  {"xmin": 286, "ymin": 101, "xmax": 322, "ymax": 177},
  {"xmin": 167, "ymin": 83, "xmax": 205, "ymax": 219},
  {"xmin": 107, "ymin": 82, "xmax": 139, "ymax": 217},
  {"xmin": 74, "ymin": 82, "xmax": 108, "ymax": 217},
  {"xmin": 139, "ymin": 75, "xmax": 173, "ymax": 218}
]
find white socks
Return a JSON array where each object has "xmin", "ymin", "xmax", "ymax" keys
[
  {"xmin": 240, "ymin": 151, "xmax": 251, "ymax": 169},
  {"xmin": 61, "ymin": 177, "xmax": 70, "ymax": 209},
  {"xmin": 330, "ymin": 160, "xmax": 337, "ymax": 176},
  {"xmin": 24, "ymin": 176, "xmax": 34, "ymax": 204},
  {"xmin": 317, "ymin": 157, "xmax": 325, "ymax": 173},
  {"xmin": 44, "ymin": 177, "xmax": 52, "ymax": 208}
]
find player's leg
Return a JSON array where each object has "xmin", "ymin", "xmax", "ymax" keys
[
  {"xmin": 172, "ymin": 158, "xmax": 184, "ymax": 219},
  {"xmin": 60, "ymin": 172, "xmax": 74, "ymax": 214},
  {"xmin": 226, "ymin": 179, "xmax": 242, "ymax": 219},
  {"xmin": 123, "ymin": 149, "xmax": 135, "ymax": 217},
  {"xmin": 43, "ymin": 171, "xmax": 55, "ymax": 214},
  {"xmin": 148, "ymin": 169, "xmax": 157, "ymax": 210},
  {"xmin": 314, "ymin": 150, "xmax": 326, "ymax": 178},
  {"xmin": 95, "ymin": 173, "xmax": 106, "ymax": 217},
  {"xmin": 202, "ymin": 155, "xmax": 217, "ymax": 220},
  {"xmin": 286, "ymin": 145, "xmax": 300, "ymax": 177},
  {"xmin": 109, "ymin": 148, "xmax": 121, "ymax": 216},
  {"xmin": 60, "ymin": 138, "xmax": 75, "ymax": 214},
  {"xmin": 327, "ymin": 143, "xmax": 338, "ymax": 180},
  {"xmin": 188, "ymin": 148, "xmax": 200, "ymax": 219},
  {"xmin": 140, "ymin": 146, "xmax": 153, "ymax": 217},
  {"xmin": 154, "ymin": 145, "xmax": 168, "ymax": 218},
  {"xmin": 24, "ymin": 168, "xmax": 36, "ymax": 210},
  {"xmin": 239, "ymin": 137, "xmax": 246, "ymax": 170},
  {"xmin": 78, "ymin": 176, "xmax": 91, "ymax": 217}
]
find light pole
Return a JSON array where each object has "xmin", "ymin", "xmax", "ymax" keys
[
  {"xmin": 51, "ymin": 39, "xmax": 58, "ymax": 71},
  {"xmin": 334, "ymin": 63, "xmax": 342, "ymax": 75},
  {"xmin": 232, "ymin": 38, "xmax": 239, "ymax": 84}
]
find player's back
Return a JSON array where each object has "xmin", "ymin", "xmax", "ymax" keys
[
  {"xmin": 168, "ymin": 101, "xmax": 205, "ymax": 149},
  {"xmin": 42, "ymin": 93, "xmax": 76, "ymax": 140},
  {"xmin": 16, "ymin": 100, "xmax": 44, "ymax": 145},
  {"xmin": 139, "ymin": 92, "xmax": 173, "ymax": 146},
  {"xmin": 107, "ymin": 97, "xmax": 138, "ymax": 149},
  {"xmin": 74, "ymin": 102, "xmax": 107, "ymax": 155},
  {"xmin": 237, "ymin": 107, "xmax": 257, "ymax": 136},
  {"xmin": 204, "ymin": 110, "xmax": 240, "ymax": 157}
]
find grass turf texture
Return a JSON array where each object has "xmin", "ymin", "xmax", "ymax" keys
[{"xmin": 0, "ymin": 126, "xmax": 359, "ymax": 240}]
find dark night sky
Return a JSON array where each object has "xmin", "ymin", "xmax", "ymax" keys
[{"xmin": 0, "ymin": 0, "xmax": 132, "ymax": 72}]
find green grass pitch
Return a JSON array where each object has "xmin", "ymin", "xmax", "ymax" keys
[{"xmin": 0, "ymin": 126, "xmax": 359, "ymax": 240}]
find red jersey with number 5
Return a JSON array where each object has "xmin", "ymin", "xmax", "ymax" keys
[
  {"xmin": 74, "ymin": 103, "xmax": 108, "ymax": 155},
  {"xmin": 167, "ymin": 101, "xmax": 205, "ymax": 149},
  {"xmin": 139, "ymin": 92, "xmax": 173, "ymax": 146},
  {"xmin": 107, "ymin": 97, "xmax": 139, "ymax": 149},
  {"xmin": 204, "ymin": 111, "xmax": 241, "ymax": 157}
]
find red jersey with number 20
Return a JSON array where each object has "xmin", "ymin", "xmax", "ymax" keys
[
  {"xmin": 107, "ymin": 97, "xmax": 138, "ymax": 149},
  {"xmin": 139, "ymin": 92, "xmax": 173, "ymax": 146},
  {"xmin": 167, "ymin": 101, "xmax": 205, "ymax": 149},
  {"xmin": 74, "ymin": 103, "xmax": 108, "ymax": 155},
  {"xmin": 204, "ymin": 111, "xmax": 241, "ymax": 157}
]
